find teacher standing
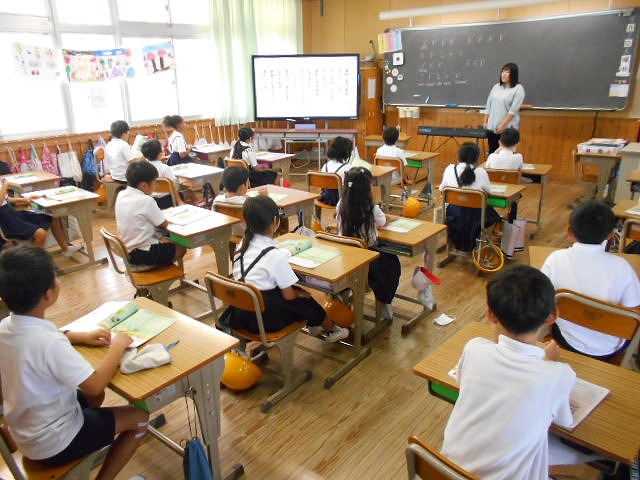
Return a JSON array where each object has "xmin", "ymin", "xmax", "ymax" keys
[{"xmin": 485, "ymin": 63, "xmax": 525, "ymax": 154}]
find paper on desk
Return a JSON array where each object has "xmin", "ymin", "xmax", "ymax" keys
[
  {"xmin": 163, "ymin": 205, "xmax": 213, "ymax": 225},
  {"xmin": 255, "ymin": 152, "xmax": 283, "ymax": 161},
  {"xmin": 247, "ymin": 190, "xmax": 288, "ymax": 202},
  {"xmin": 382, "ymin": 218, "xmax": 421, "ymax": 233},
  {"xmin": 522, "ymin": 163, "xmax": 535, "ymax": 170},
  {"xmin": 625, "ymin": 204, "xmax": 640, "ymax": 216},
  {"xmin": 490, "ymin": 184, "xmax": 508, "ymax": 194},
  {"xmin": 6, "ymin": 173, "xmax": 38, "ymax": 183},
  {"xmin": 288, "ymin": 246, "xmax": 339, "ymax": 268},
  {"xmin": 404, "ymin": 152, "xmax": 417, "ymax": 158},
  {"xmin": 559, "ymin": 378, "xmax": 610, "ymax": 431},
  {"xmin": 45, "ymin": 186, "xmax": 87, "ymax": 201}
]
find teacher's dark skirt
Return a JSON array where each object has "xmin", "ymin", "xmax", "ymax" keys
[{"xmin": 445, "ymin": 204, "xmax": 501, "ymax": 252}]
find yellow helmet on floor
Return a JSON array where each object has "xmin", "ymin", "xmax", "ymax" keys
[
  {"xmin": 222, "ymin": 352, "xmax": 262, "ymax": 390},
  {"xmin": 403, "ymin": 197, "xmax": 422, "ymax": 218},
  {"xmin": 324, "ymin": 297, "xmax": 355, "ymax": 327}
]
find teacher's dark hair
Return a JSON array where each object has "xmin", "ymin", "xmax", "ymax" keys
[{"xmin": 500, "ymin": 62, "xmax": 519, "ymax": 88}]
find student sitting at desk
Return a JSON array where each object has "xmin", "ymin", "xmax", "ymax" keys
[
  {"xmin": 439, "ymin": 142, "xmax": 501, "ymax": 252},
  {"xmin": 375, "ymin": 126, "xmax": 409, "ymax": 186},
  {"xmin": 486, "ymin": 128, "xmax": 524, "ymax": 171},
  {"xmin": 320, "ymin": 136, "xmax": 354, "ymax": 206},
  {"xmin": 0, "ymin": 246, "xmax": 149, "ymax": 480},
  {"xmin": 541, "ymin": 200, "xmax": 640, "ymax": 360},
  {"xmin": 214, "ymin": 166, "xmax": 252, "ymax": 237},
  {"xmin": 0, "ymin": 179, "xmax": 83, "ymax": 256},
  {"xmin": 104, "ymin": 120, "xmax": 141, "ymax": 184},
  {"xmin": 166, "ymin": 115, "xmax": 193, "ymax": 166},
  {"xmin": 225, "ymin": 196, "xmax": 348, "ymax": 342},
  {"xmin": 442, "ymin": 265, "xmax": 599, "ymax": 480},
  {"xmin": 337, "ymin": 167, "xmax": 401, "ymax": 321},
  {"xmin": 115, "ymin": 160, "xmax": 186, "ymax": 267},
  {"xmin": 231, "ymin": 127, "xmax": 278, "ymax": 188},
  {"xmin": 140, "ymin": 139, "xmax": 176, "ymax": 210}
]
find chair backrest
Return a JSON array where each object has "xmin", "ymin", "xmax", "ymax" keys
[
  {"xmin": 204, "ymin": 271, "xmax": 272, "ymax": 344},
  {"xmin": 621, "ymin": 218, "xmax": 640, "ymax": 246},
  {"xmin": 406, "ymin": 436, "xmax": 479, "ymax": 480},
  {"xmin": 99, "ymin": 227, "xmax": 131, "ymax": 276},
  {"xmin": 486, "ymin": 169, "xmax": 521, "ymax": 185},
  {"xmin": 226, "ymin": 158, "xmax": 249, "ymax": 169},
  {"xmin": 153, "ymin": 177, "xmax": 180, "ymax": 207},
  {"xmin": 375, "ymin": 156, "xmax": 405, "ymax": 182},
  {"xmin": 315, "ymin": 231, "xmax": 366, "ymax": 249},
  {"xmin": 306, "ymin": 171, "xmax": 341, "ymax": 192},
  {"xmin": 213, "ymin": 201, "xmax": 245, "ymax": 222}
]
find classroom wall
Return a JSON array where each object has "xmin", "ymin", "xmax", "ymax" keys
[{"xmin": 302, "ymin": 0, "xmax": 640, "ymax": 180}]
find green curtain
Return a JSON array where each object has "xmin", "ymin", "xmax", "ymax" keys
[{"xmin": 211, "ymin": 0, "xmax": 301, "ymax": 126}]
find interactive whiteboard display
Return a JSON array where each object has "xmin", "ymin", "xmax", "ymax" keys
[{"xmin": 252, "ymin": 54, "xmax": 360, "ymax": 120}]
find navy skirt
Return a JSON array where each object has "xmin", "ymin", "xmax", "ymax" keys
[
  {"xmin": 445, "ymin": 204, "xmax": 501, "ymax": 252},
  {"xmin": 0, "ymin": 203, "xmax": 52, "ymax": 240}
]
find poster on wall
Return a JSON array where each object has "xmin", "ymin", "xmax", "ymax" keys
[
  {"xmin": 14, "ymin": 43, "xmax": 62, "ymax": 79},
  {"xmin": 63, "ymin": 48, "xmax": 135, "ymax": 82},
  {"xmin": 142, "ymin": 41, "xmax": 175, "ymax": 75}
]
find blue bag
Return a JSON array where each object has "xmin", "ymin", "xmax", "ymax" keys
[{"xmin": 183, "ymin": 437, "xmax": 213, "ymax": 480}]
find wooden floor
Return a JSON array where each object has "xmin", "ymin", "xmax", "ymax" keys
[{"xmin": 1, "ymin": 165, "xmax": 605, "ymax": 479}]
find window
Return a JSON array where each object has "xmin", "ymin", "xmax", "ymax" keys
[
  {"xmin": 173, "ymin": 39, "xmax": 217, "ymax": 117},
  {"xmin": 0, "ymin": 0, "xmax": 46, "ymax": 16},
  {"xmin": 56, "ymin": 0, "xmax": 111, "ymax": 26},
  {"xmin": 117, "ymin": 0, "xmax": 169, "ymax": 24},
  {"xmin": 169, "ymin": 0, "xmax": 209, "ymax": 25}
]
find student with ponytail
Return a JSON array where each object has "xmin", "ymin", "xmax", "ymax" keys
[
  {"xmin": 231, "ymin": 127, "xmax": 278, "ymax": 188},
  {"xmin": 439, "ymin": 142, "xmax": 501, "ymax": 252},
  {"xmin": 226, "ymin": 196, "xmax": 349, "ymax": 342}
]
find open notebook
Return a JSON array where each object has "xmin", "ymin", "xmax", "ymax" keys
[{"xmin": 278, "ymin": 238, "xmax": 340, "ymax": 268}]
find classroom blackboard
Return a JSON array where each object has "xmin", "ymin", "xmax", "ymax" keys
[{"xmin": 383, "ymin": 10, "xmax": 639, "ymax": 110}]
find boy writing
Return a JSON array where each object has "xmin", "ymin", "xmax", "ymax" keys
[
  {"xmin": 115, "ymin": 160, "xmax": 186, "ymax": 266},
  {"xmin": 442, "ymin": 265, "xmax": 595, "ymax": 479},
  {"xmin": 541, "ymin": 200, "xmax": 640, "ymax": 359},
  {"xmin": 0, "ymin": 246, "xmax": 148, "ymax": 479},
  {"xmin": 485, "ymin": 127, "xmax": 524, "ymax": 171}
]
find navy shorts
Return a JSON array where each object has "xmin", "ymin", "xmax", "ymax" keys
[
  {"xmin": 129, "ymin": 242, "xmax": 176, "ymax": 266},
  {"xmin": 0, "ymin": 203, "xmax": 52, "ymax": 240},
  {"xmin": 38, "ymin": 391, "xmax": 115, "ymax": 466}
]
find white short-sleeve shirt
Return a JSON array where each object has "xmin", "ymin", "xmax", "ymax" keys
[
  {"xmin": 486, "ymin": 149, "xmax": 524, "ymax": 170},
  {"xmin": 0, "ymin": 314, "xmax": 95, "ymax": 460},
  {"xmin": 232, "ymin": 234, "xmax": 299, "ymax": 290},
  {"xmin": 541, "ymin": 242, "xmax": 640, "ymax": 356},
  {"xmin": 336, "ymin": 200, "xmax": 386, "ymax": 246},
  {"xmin": 238, "ymin": 141, "xmax": 258, "ymax": 167},
  {"xmin": 115, "ymin": 186, "xmax": 166, "ymax": 252},
  {"xmin": 375, "ymin": 144, "xmax": 407, "ymax": 185},
  {"xmin": 105, "ymin": 138, "xmax": 140, "ymax": 182},
  {"xmin": 442, "ymin": 335, "xmax": 575, "ymax": 480},
  {"xmin": 150, "ymin": 159, "xmax": 176, "ymax": 181},
  {"xmin": 439, "ymin": 163, "xmax": 492, "ymax": 193},
  {"xmin": 213, "ymin": 193, "xmax": 246, "ymax": 237},
  {"xmin": 321, "ymin": 159, "xmax": 351, "ymax": 180},
  {"xmin": 168, "ymin": 131, "xmax": 188, "ymax": 154}
]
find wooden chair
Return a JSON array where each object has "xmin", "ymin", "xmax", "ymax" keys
[
  {"xmin": 406, "ymin": 435, "xmax": 479, "ymax": 480},
  {"xmin": 486, "ymin": 169, "xmax": 521, "ymax": 185},
  {"xmin": 225, "ymin": 157, "xmax": 249, "ymax": 169},
  {"xmin": 306, "ymin": 171, "xmax": 342, "ymax": 224},
  {"xmin": 100, "ymin": 227, "xmax": 184, "ymax": 306},
  {"xmin": 620, "ymin": 218, "xmax": 640, "ymax": 253},
  {"xmin": 204, "ymin": 272, "xmax": 311, "ymax": 413},
  {"xmin": 213, "ymin": 201, "xmax": 245, "ymax": 259},
  {"xmin": 0, "ymin": 224, "xmax": 31, "ymax": 250},
  {"xmin": 374, "ymin": 156, "xmax": 411, "ymax": 206},
  {"xmin": 99, "ymin": 178, "xmax": 126, "ymax": 213},
  {"xmin": 555, "ymin": 289, "xmax": 640, "ymax": 369},
  {"xmin": 152, "ymin": 177, "xmax": 180, "ymax": 207},
  {"xmin": 0, "ymin": 423, "xmax": 107, "ymax": 480}
]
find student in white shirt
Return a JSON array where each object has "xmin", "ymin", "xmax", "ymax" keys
[
  {"xmin": 442, "ymin": 265, "xmax": 598, "ymax": 480},
  {"xmin": 375, "ymin": 126, "xmax": 408, "ymax": 185},
  {"xmin": 439, "ymin": 142, "xmax": 501, "ymax": 251},
  {"xmin": 140, "ymin": 139, "xmax": 176, "ymax": 210},
  {"xmin": 542, "ymin": 200, "xmax": 640, "ymax": 359},
  {"xmin": 115, "ymin": 160, "xmax": 186, "ymax": 266},
  {"xmin": 105, "ymin": 120, "xmax": 141, "ymax": 183},
  {"xmin": 486, "ymin": 128, "xmax": 524, "ymax": 171},
  {"xmin": 223, "ymin": 195, "xmax": 348, "ymax": 342},
  {"xmin": 337, "ymin": 167, "xmax": 401, "ymax": 321},
  {"xmin": 213, "ymin": 166, "xmax": 252, "ymax": 238},
  {"xmin": 0, "ymin": 246, "xmax": 148, "ymax": 478},
  {"xmin": 166, "ymin": 115, "xmax": 192, "ymax": 166},
  {"xmin": 320, "ymin": 136, "xmax": 353, "ymax": 206},
  {"xmin": 231, "ymin": 127, "xmax": 278, "ymax": 188}
]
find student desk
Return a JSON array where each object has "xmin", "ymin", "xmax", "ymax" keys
[
  {"xmin": 612, "ymin": 199, "xmax": 640, "ymax": 221},
  {"xmin": 192, "ymin": 144, "xmax": 232, "ymax": 165},
  {"xmin": 1, "ymin": 170, "xmax": 60, "ymax": 194},
  {"xmin": 370, "ymin": 165, "xmax": 397, "ymax": 211},
  {"xmin": 626, "ymin": 169, "xmax": 640, "ymax": 200},
  {"xmin": 26, "ymin": 187, "xmax": 107, "ymax": 275},
  {"xmin": 255, "ymin": 152, "xmax": 296, "ymax": 182},
  {"xmin": 74, "ymin": 297, "xmax": 243, "ymax": 480},
  {"xmin": 364, "ymin": 133, "xmax": 411, "ymax": 161},
  {"xmin": 278, "ymin": 233, "xmax": 379, "ymax": 388},
  {"xmin": 488, "ymin": 183, "xmax": 527, "ymax": 206},
  {"xmin": 528, "ymin": 245, "xmax": 640, "ymax": 277},
  {"xmin": 247, "ymin": 185, "xmax": 318, "ymax": 227},
  {"xmin": 171, "ymin": 163, "xmax": 224, "ymax": 188},
  {"xmin": 405, "ymin": 151, "xmax": 440, "ymax": 197},
  {"xmin": 413, "ymin": 321, "xmax": 640, "ymax": 464},
  {"xmin": 574, "ymin": 150, "xmax": 621, "ymax": 204},
  {"xmin": 374, "ymin": 220, "xmax": 447, "ymax": 336},
  {"xmin": 616, "ymin": 143, "xmax": 640, "ymax": 203},
  {"xmin": 166, "ymin": 205, "xmax": 239, "ymax": 279}
]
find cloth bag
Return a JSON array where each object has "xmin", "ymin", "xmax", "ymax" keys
[
  {"xmin": 182, "ymin": 385, "xmax": 214, "ymax": 480},
  {"xmin": 57, "ymin": 142, "xmax": 83, "ymax": 183},
  {"xmin": 120, "ymin": 344, "xmax": 171, "ymax": 374},
  {"xmin": 41, "ymin": 143, "xmax": 60, "ymax": 176},
  {"xmin": 5, "ymin": 147, "xmax": 18, "ymax": 173},
  {"xmin": 17, "ymin": 147, "xmax": 31, "ymax": 172},
  {"xmin": 30, "ymin": 145, "xmax": 43, "ymax": 171},
  {"xmin": 500, "ymin": 218, "xmax": 527, "ymax": 258}
]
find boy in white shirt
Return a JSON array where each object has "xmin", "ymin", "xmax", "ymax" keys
[
  {"xmin": 0, "ymin": 246, "xmax": 148, "ymax": 479},
  {"xmin": 442, "ymin": 265, "xmax": 596, "ymax": 480},
  {"xmin": 486, "ymin": 127, "xmax": 524, "ymax": 170},
  {"xmin": 375, "ymin": 126, "xmax": 408, "ymax": 185},
  {"xmin": 140, "ymin": 139, "xmax": 176, "ymax": 210},
  {"xmin": 542, "ymin": 200, "xmax": 640, "ymax": 359},
  {"xmin": 115, "ymin": 160, "xmax": 186, "ymax": 266},
  {"xmin": 104, "ymin": 120, "xmax": 141, "ymax": 183},
  {"xmin": 214, "ymin": 166, "xmax": 251, "ymax": 237}
]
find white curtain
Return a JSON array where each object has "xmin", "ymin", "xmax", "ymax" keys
[{"xmin": 211, "ymin": 0, "xmax": 302, "ymax": 126}]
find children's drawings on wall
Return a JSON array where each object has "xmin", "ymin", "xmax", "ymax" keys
[
  {"xmin": 63, "ymin": 48, "xmax": 135, "ymax": 82},
  {"xmin": 142, "ymin": 42, "xmax": 175, "ymax": 75},
  {"xmin": 14, "ymin": 43, "xmax": 62, "ymax": 79}
]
